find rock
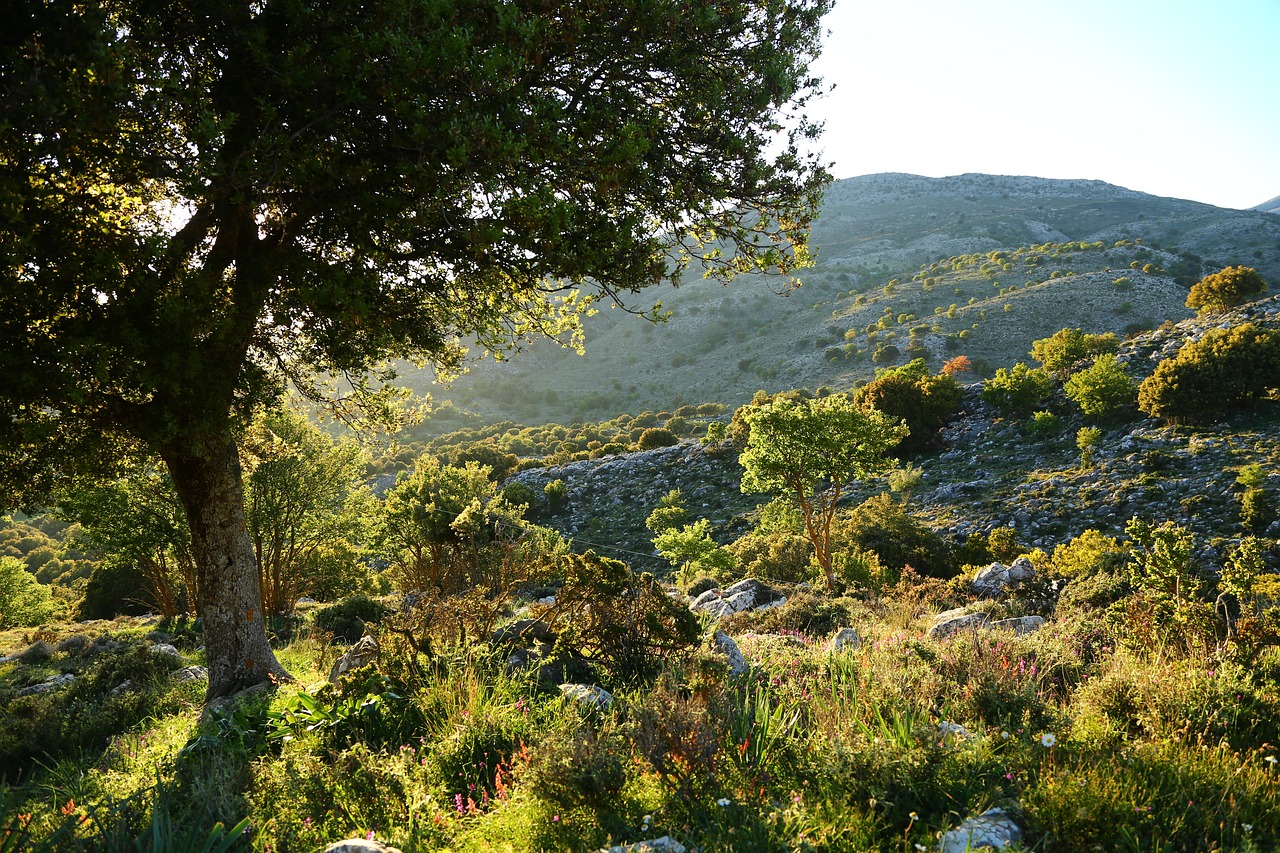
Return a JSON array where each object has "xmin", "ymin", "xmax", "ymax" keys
[
  {"xmin": 559, "ymin": 683, "xmax": 613, "ymax": 711},
  {"xmin": 938, "ymin": 807, "xmax": 1023, "ymax": 853},
  {"xmin": 322, "ymin": 839, "xmax": 404, "ymax": 853},
  {"xmin": 987, "ymin": 616, "xmax": 1045, "ymax": 636},
  {"xmin": 828, "ymin": 627, "xmax": 861, "ymax": 653},
  {"xmin": 690, "ymin": 589, "xmax": 723, "ymax": 610},
  {"xmin": 971, "ymin": 557, "xmax": 1036, "ymax": 598},
  {"xmin": 145, "ymin": 631, "xmax": 171, "ymax": 643},
  {"xmin": 297, "ymin": 596, "xmax": 317, "ymax": 605},
  {"xmin": 111, "ymin": 679, "xmax": 139, "ymax": 696},
  {"xmin": 720, "ymin": 578, "xmax": 784, "ymax": 612},
  {"xmin": 603, "ymin": 837, "xmax": 687, "ymax": 853},
  {"xmin": 329, "ymin": 634, "xmax": 379, "ymax": 683},
  {"xmin": 712, "ymin": 630, "xmax": 746, "ymax": 676},
  {"xmin": 150, "ymin": 643, "xmax": 182, "ymax": 659},
  {"xmin": 16, "ymin": 673, "xmax": 76, "ymax": 696},
  {"xmin": 490, "ymin": 619, "xmax": 554, "ymax": 649},
  {"xmin": 88, "ymin": 637, "xmax": 123, "ymax": 657},
  {"xmin": 504, "ymin": 647, "xmax": 542, "ymax": 675},
  {"xmin": 928, "ymin": 609, "xmax": 987, "ymax": 640},
  {"xmin": 172, "ymin": 665, "xmax": 209, "ymax": 683},
  {"xmin": 937, "ymin": 721, "xmax": 972, "ymax": 740}
]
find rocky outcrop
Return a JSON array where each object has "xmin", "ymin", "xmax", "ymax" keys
[
  {"xmin": 691, "ymin": 578, "xmax": 786, "ymax": 619},
  {"xmin": 329, "ymin": 635, "xmax": 379, "ymax": 683},
  {"xmin": 602, "ymin": 837, "xmax": 686, "ymax": 853},
  {"xmin": 16, "ymin": 673, "xmax": 76, "ymax": 696},
  {"xmin": 322, "ymin": 840, "xmax": 404, "ymax": 853},
  {"xmin": 988, "ymin": 615, "xmax": 1045, "ymax": 635},
  {"xmin": 711, "ymin": 630, "xmax": 746, "ymax": 676},
  {"xmin": 928, "ymin": 609, "xmax": 988, "ymax": 639},
  {"xmin": 972, "ymin": 557, "xmax": 1036, "ymax": 598}
]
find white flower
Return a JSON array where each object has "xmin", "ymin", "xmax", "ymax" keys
[
  {"xmin": 717, "ymin": 798, "xmax": 731, "ymax": 807},
  {"xmin": 1001, "ymin": 731, "xmax": 1010, "ymax": 740},
  {"xmin": 1039, "ymin": 732, "xmax": 1057, "ymax": 748},
  {"xmin": 1243, "ymin": 823, "xmax": 1253, "ymax": 832},
  {"xmin": 1266, "ymin": 755, "xmax": 1278, "ymax": 766}
]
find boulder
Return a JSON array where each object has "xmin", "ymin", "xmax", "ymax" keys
[
  {"xmin": 690, "ymin": 589, "xmax": 723, "ymax": 610},
  {"xmin": 16, "ymin": 673, "xmax": 76, "ymax": 696},
  {"xmin": 720, "ymin": 578, "xmax": 784, "ymax": 612},
  {"xmin": 828, "ymin": 627, "xmax": 861, "ymax": 653},
  {"xmin": 328, "ymin": 635, "xmax": 379, "ymax": 683},
  {"xmin": 928, "ymin": 609, "xmax": 987, "ymax": 640},
  {"xmin": 712, "ymin": 630, "xmax": 746, "ymax": 676},
  {"xmin": 172, "ymin": 665, "xmax": 209, "ymax": 683},
  {"xmin": 987, "ymin": 616, "xmax": 1045, "ymax": 636},
  {"xmin": 490, "ymin": 619, "xmax": 554, "ymax": 649},
  {"xmin": 938, "ymin": 807, "xmax": 1022, "ymax": 853},
  {"xmin": 972, "ymin": 557, "xmax": 1036, "ymax": 598},
  {"xmin": 559, "ymin": 683, "xmax": 613, "ymax": 711},
  {"xmin": 937, "ymin": 720, "xmax": 972, "ymax": 741},
  {"xmin": 150, "ymin": 643, "xmax": 182, "ymax": 659}
]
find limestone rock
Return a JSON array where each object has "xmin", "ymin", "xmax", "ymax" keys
[
  {"xmin": 712, "ymin": 630, "xmax": 746, "ymax": 676},
  {"xmin": 559, "ymin": 683, "xmax": 613, "ymax": 711},
  {"xmin": 939, "ymin": 807, "xmax": 1022, "ymax": 852},
  {"xmin": 928, "ymin": 609, "xmax": 987, "ymax": 640},
  {"xmin": 329, "ymin": 635, "xmax": 379, "ymax": 683},
  {"xmin": 490, "ymin": 619, "xmax": 554, "ymax": 649},
  {"xmin": 16, "ymin": 673, "xmax": 75, "ymax": 696},
  {"xmin": 172, "ymin": 665, "xmax": 209, "ymax": 683},
  {"xmin": 972, "ymin": 557, "xmax": 1036, "ymax": 598},
  {"xmin": 828, "ymin": 627, "xmax": 861, "ymax": 652},
  {"xmin": 937, "ymin": 720, "xmax": 972, "ymax": 741},
  {"xmin": 150, "ymin": 643, "xmax": 182, "ymax": 659},
  {"xmin": 987, "ymin": 615, "xmax": 1045, "ymax": 636}
]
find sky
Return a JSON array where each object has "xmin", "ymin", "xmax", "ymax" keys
[{"xmin": 806, "ymin": 0, "xmax": 1280, "ymax": 210}]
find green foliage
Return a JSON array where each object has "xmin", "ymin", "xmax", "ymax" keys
[
  {"xmin": 1030, "ymin": 328, "xmax": 1120, "ymax": 379},
  {"xmin": 78, "ymin": 561, "xmax": 154, "ymax": 620},
  {"xmin": 313, "ymin": 594, "xmax": 392, "ymax": 644},
  {"xmin": 1077, "ymin": 426, "xmax": 1103, "ymax": 469},
  {"xmin": 1026, "ymin": 410, "xmax": 1062, "ymax": 436},
  {"xmin": 1050, "ymin": 529, "xmax": 1125, "ymax": 578},
  {"xmin": 0, "ymin": 555, "xmax": 55, "ymax": 628},
  {"xmin": 268, "ymin": 668, "xmax": 422, "ymax": 750},
  {"xmin": 852, "ymin": 359, "xmax": 963, "ymax": 454},
  {"xmin": 543, "ymin": 479, "xmax": 569, "ymax": 510},
  {"xmin": 1124, "ymin": 518, "xmax": 1208, "ymax": 647},
  {"xmin": 1063, "ymin": 353, "xmax": 1136, "ymax": 419},
  {"xmin": 645, "ymin": 490, "xmax": 691, "ymax": 534},
  {"xmin": 726, "ymin": 530, "xmax": 815, "ymax": 584},
  {"xmin": 636, "ymin": 427, "xmax": 679, "ymax": 451},
  {"xmin": 1186, "ymin": 265, "xmax": 1268, "ymax": 314},
  {"xmin": 1137, "ymin": 324, "xmax": 1280, "ymax": 423},
  {"xmin": 653, "ymin": 519, "xmax": 737, "ymax": 584},
  {"xmin": 738, "ymin": 394, "xmax": 907, "ymax": 590},
  {"xmin": 833, "ymin": 494, "xmax": 954, "ymax": 578},
  {"xmin": 981, "ymin": 363, "xmax": 1053, "ymax": 415}
]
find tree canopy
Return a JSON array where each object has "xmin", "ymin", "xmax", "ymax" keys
[
  {"xmin": 738, "ymin": 394, "xmax": 906, "ymax": 591},
  {"xmin": 0, "ymin": 0, "xmax": 832, "ymax": 700},
  {"xmin": 1186, "ymin": 266, "xmax": 1268, "ymax": 315}
]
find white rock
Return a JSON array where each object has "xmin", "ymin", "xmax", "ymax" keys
[
  {"xmin": 828, "ymin": 627, "xmax": 861, "ymax": 652},
  {"xmin": 150, "ymin": 643, "xmax": 182, "ymax": 658},
  {"xmin": 559, "ymin": 683, "xmax": 613, "ymax": 711},
  {"xmin": 938, "ymin": 807, "xmax": 1022, "ymax": 852},
  {"xmin": 928, "ymin": 611, "xmax": 987, "ymax": 640},
  {"xmin": 712, "ymin": 630, "xmax": 746, "ymax": 676},
  {"xmin": 987, "ymin": 616, "xmax": 1045, "ymax": 636},
  {"xmin": 323, "ymin": 840, "xmax": 404, "ymax": 853},
  {"xmin": 172, "ymin": 665, "xmax": 209, "ymax": 683},
  {"xmin": 329, "ymin": 635, "xmax": 379, "ymax": 683},
  {"xmin": 604, "ymin": 837, "xmax": 687, "ymax": 853}
]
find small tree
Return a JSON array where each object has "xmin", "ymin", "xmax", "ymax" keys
[
  {"xmin": 738, "ymin": 394, "xmax": 907, "ymax": 591},
  {"xmin": 1186, "ymin": 266, "xmax": 1268, "ymax": 315},
  {"xmin": 1063, "ymin": 353, "xmax": 1136, "ymax": 419},
  {"xmin": 981, "ymin": 363, "xmax": 1053, "ymax": 415},
  {"xmin": 0, "ymin": 555, "xmax": 56, "ymax": 629},
  {"xmin": 853, "ymin": 359, "xmax": 963, "ymax": 455},
  {"xmin": 1137, "ymin": 324, "xmax": 1280, "ymax": 423},
  {"xmin": 1030, "ymin": 328, "xmax": 1119, "ymax": 379},
  {"xmin": 1076, "ymin": 426, "xmax": 1102, "ymax": 469}
]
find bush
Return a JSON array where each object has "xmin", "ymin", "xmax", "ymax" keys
[
  {"xmin": 1063, "ymin": 353, "xmax": 1135, "ymax": 419},
  {"xmin": 726, "ymin": 530, "xmax": 814, "ymax": 584},
  {"xmin": 1137, "ymin": 323, "xmax": 1280, "ymax": 423},
  {"xmin": 834, "ymin": 494, "xmax": 955, "ymax": 578},
  {"xmin": 636, "ymin": 427, "xmax": 679, "ymax": 450},
  {"xmin": 77, "ymin": 561, "xmax": 156, "ymax": 620},
  {"xmin": 1186, "ymin": 265, "xmax": 1267, "ymax": 314},
  {"xmin": 981, "ymin": 363, "xmax": 1053, "ymax": 415},
  {"xmin": 1030, "ymin": 328, "xmax": 1119, "ymax": 379},
  {"xmin": 314, "ymin": 594, "xmax": 392, "ymax": 643},
  {"xmin": 852, "ymin": 359, "xmax": 963, "ymax": 454}
]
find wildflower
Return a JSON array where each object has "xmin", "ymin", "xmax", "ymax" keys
[
  {"xmin": 1001, "ymin": 730, "xmax": 1010, "ymax": 740},
  {"xmin": 303, "ymin": 817, "xmax": 312, "ymax": 829},
  {"xmin": 915, "ymin": 846, "xmax": 927, "ymax": 852},
  {"xmin": 1266, "ymin": 755, "xmax": 1278, "ymax": 766},
  {"xmin": 1039, "ymin": 733, "xmax": 1057, "ymax": 748},
  {"xmin": 366, "ymin": 831, "xmax": 375, "ymax": 841},
  {"xmin": 717, "ymin": 798, "xmax": 731, "ymax": 807},
  {"xmin": 1244, "ymin": 824, "xmax": 1253, "ymax": 832},
  {"xmin": 552, "ymin": 815, "xmax": 560, "ymax": 823}
]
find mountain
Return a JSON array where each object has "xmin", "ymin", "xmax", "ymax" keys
[
  {"xmin": 1253, "ymin": 194, "xmax": 1280, "ymax": 215},
  {"xmin": 398, "ymin": 173, "xmax": 1280, "ymax": 434}
]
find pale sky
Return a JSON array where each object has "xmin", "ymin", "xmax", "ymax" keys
[{"xmin": 807, "ymin": 0, "xmax": 1280, "ymax": 210}]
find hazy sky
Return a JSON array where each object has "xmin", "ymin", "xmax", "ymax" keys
[{"xmin": 807, "ymin": 0, "xmax": 1280, "ymax": 210}]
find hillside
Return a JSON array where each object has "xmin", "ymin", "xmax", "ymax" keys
[{"xmin": 399, "ymin": 173, "xmax": 1280, "ymax": 432}]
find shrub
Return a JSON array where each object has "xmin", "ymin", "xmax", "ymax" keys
[
  {"xmin": 980, "ymin": 363, "xmax": 1053, "ymax": 415},
  {"xmin": 726, "ymin": 530, "xmax": 814, "ymax": 584},
  {"xmin": 852, "ymin": 359, "xmax": 963, "ymax": 454},
  {"xmin": 1030, "ymin": 328, "xmax": 1119, "ymax": 379},
  {"xmin": 1186, "ymin": 265, "xmax": 1267, "ymax": 314},
  {"xmin": 1050, "ymin": 529, "xmax": 1125, "ymax": 578},
  {"xmin": 544, "ymin": 478, "xmax": 568, "ymax": 510},
  {"xmin": 1063, "ymin": 353, "xmax": 1135, "ymax": 419},
  {"xmin": 314, "ymin": 594, "xmax": 392, "ymax": 644},
  {"xmin": 636, "ymin": 427, "xmax": 679, "ymax": 450},
  {"xmin": 1137, "ymin": 323, "xmax": 1280, "ymax": 423},
  {"xmin": 834, "ymin": 494, "xmax": 954, "ymax": 578},
  {"xmin": 1026, "ymin": 410, "xmax": 1061, "ymax": 436}
]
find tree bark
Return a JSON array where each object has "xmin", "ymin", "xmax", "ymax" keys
[{"xmin": 162, "ymin": 432, "xmax": 291, "ymax": 702}]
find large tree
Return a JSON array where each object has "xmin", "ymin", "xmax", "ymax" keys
[{"xmin": 0, "ymin": 0, "xmax": 831, "ymax": 700}]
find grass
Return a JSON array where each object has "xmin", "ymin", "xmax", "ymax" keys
[{"xmin": 4, "ymin": 572, "xmax": 1279, "ymax": 852}]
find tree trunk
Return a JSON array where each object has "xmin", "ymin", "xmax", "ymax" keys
[{"xmin": 162, "ymin": 432, "xmax": 291, "ymax": 702}]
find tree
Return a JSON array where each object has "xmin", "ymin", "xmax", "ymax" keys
[
  {"xmin": 1063, "ymin": 353, "xmax": 1135, "ymax": 419},
  {"xmin": 0, "ymin": 1, "xmax": 830, "ymax": 700},
  {"xmin": 852, "ymin": 359, "xmax": 962, "ymax": 454},
  {"xmin": 980, "ymin": 363, "xmax": 1053, "ymax": 415},
  {"xmin": 1137, "ymin": 324, "xmax": 1280, "ymax": 423},
  {"xmin": 738, "ymin": 394, "xmax": 907, "ymax": 591},
  {"xmin": 0, "ymin": 555, "xmax": 56, "ymax": 629},
  {"xmin": 1030, "ymin": 328, "xmax": 1119, "ymax": 380},
  {"xmin": 1186, "ymin": 266, "xmax": 1268, "ymax": 315}
]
